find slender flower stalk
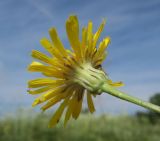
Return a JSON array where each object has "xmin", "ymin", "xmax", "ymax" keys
[
  {"xmin": 27, "ymin": 15, "xmax": 160, "ymax": 128},
  {"xmin": 102, "ymin": 84, "xmax": 160, "ymax": 113}
]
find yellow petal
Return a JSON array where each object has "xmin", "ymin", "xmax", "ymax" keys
[
  {"xmin": 48, "ymin": 98, "xmax": 69, "ymax": 128},
  {"xmin": 40, "ymin": 39, "xmax": 68, "ymax": 64},
  {"xmin": 65, "ymin": 93, "xmax": 77, "ymax": 119},
  {"xmin": 93, "ymin": 37, "xmax": 110, "ymax": 63},
  {"xmin": 42, "ymin": 86, "xmax": 65, "ymax": 100},
  {"xmin": 64, "ymin": 101, "xmax": 72, "ymax": 127},
  {"xmin": 66, "ymin": 16, "xmax": 79, "ymax": 47},
  {"xmin": 40, "ymin": 38, "xmax": 54, "ymax": 56},
  {"xmin": 37, "ymin": 41, "xmax": 65, "ymax": 62},
  {"xmin": 27, "ymin": 61, "xmax": 44, "ymax": 71},
  {"xmin": 49, "ymin": 28, "xmax": 68, "ymax": 57},
  {"xmin": 81, "ymin": 27, "xmax": 87, "ymax": 59},
  {"xmin": 70, "ymin": 94, "xmax": 78, "ymax": 119},
  {"xmin": 32, "ymin": 98, "xmax": 42, "ymax": 107},
  {"xmin": 31, "ymin": 50, "xmax": 55, "ymax": 65},
  {"xmin": 41, "ymin": 87, "xmax": 73, "ymax": 111},
  {"xmin": 28, "ymin": 62, "xmax": 54, "ymax": 73},
  {"xmin": 28, "ymin": 79, "xmax": 66, "ymax": 94},
  {"xmin": 41, "ymin": 95, "xmax": 64, "ymax": 111},
  {"xmin": 72, "ymin": 89, "xmax": 83, "ymax": 119},
  {"xmin": 50, "ymin": 47, "xmax": 65, "ymax": 62},
  {"xmin": 93, "ymin": 52, "xmax": 107, "ymax": 67},
  {"xmin": 31, "ymin": 87, "xmax": 64, "ymax": 107},
  {"xmin": 66, "ymin": 15, "xmax": 81, "ymax": 60},
  {"xmin": 85, "ymin": 21, "xmax": 93, "ymax": 58},
  {"xmin": 63, "ymin": 85, "xmax": 82, "ymax": 126},
  {"xmin": 28, "ymin": 61, "xmax": 64, "ymax": 78},
  {"xmin": 97, "ymin": 37, "xmax": 110, "ymax": 56},
  {"xmin": 87, "ymin": 21, "xmax": 93, "ymax": 47},
  {"xmin": 42, "ymin": 71, "xmax": 64, "ymax": 78},
  {"xmin": 87, "ymin": 92, "xmax": 95, "ymax": 113},
  {"xmin": 73, "ymin": 93, "xmax": 83, "ymax": 119},
  {"xmin": 93, "ymin": 19, "xmax": 106, "ymax": 48},
  {"xmin": 28, "ymin": 86, "xmax": 52, "ymax": 95},
  {"xmin": 107, "ymin": 80, "xmax": 124, "ymax": 87},
  {"xmin": 66, "ymin": 49, "xmax": 74, "ymax": 56},
  {"xmin": 28, "ymin": 78, "xmax": 65, "ymax": 88},
  {"xmin": 28, "ymin": 61, "xmax": 42, "ymax": 66}
]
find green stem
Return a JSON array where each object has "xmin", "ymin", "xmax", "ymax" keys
[{"xmin": 101, "ymin": 83, "xmax": 160, "ymax": 113}]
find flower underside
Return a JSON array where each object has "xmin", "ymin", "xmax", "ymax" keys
[{"xmin": 28, "ymin": 15, "xmax": 123, "ymax": 127}]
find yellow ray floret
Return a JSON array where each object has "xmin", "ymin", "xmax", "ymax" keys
[
  {"xmin": 49, "ymin": 28, "xmax": 68, "ymax": 57},
  {"xmin": 87, "ymin": 92, "xmax": 95, "ymax": 113},
  {"xmin": 48, "ymin": 97, "xmax": 69, "ymax": 128},
  {"xmin": 93, "ymin": 19, "xmax": 106, "ymax": 48}
]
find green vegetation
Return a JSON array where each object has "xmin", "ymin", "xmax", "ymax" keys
[
  {"xmin": 136, "ymin": 93, "xmax": 160, "ymax": 123},
  {"xmin": 0, "ymin": 112, "xmax": 160, "ymax": 141}
]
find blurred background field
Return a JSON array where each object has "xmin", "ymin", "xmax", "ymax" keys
[
  {"xmin": 1, "ymin": 111, "xmax": 160, "ymax": 141},
  {"xmin": 1, "ymin": 93, "xmax": 160, "ymax": 141}
]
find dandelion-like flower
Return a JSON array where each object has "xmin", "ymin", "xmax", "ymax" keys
[
  {"xmin": 28, "ymin": 16, "xmax": 123, "ymax": 127},
  {"xmin": 28, "ymin": 15, "xmax": 160, "ymax": 127}
]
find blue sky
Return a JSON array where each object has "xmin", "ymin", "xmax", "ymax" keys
[{"xmin": 0, "ymin": 0, "xmax": 160, "ymax": 115}]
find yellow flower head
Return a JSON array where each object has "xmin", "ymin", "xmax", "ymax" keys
[{"xmin": 28, "ymin": 15, "xmax": 123, "ymax": 127}]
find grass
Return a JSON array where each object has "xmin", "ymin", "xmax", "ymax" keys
[{"xmin": 0, "ymin": 111, "xmax": 160, "ymax": 141}]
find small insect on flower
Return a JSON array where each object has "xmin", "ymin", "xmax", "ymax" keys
[{"xmin": 27, "ymin": 15, "xmax": 123, "ymax": 127}]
